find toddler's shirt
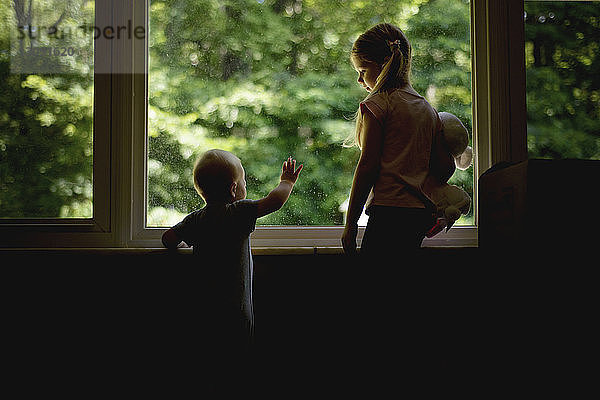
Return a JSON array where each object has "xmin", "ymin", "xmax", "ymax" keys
[
  {"xmin": 360, "ymin": 85, "xmax": 440, "ymax": 210},
  {"xmin": 172, "ymin": 199, "xmax": 259, "ymax": 339}
]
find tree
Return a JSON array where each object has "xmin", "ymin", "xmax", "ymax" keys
[
  {"xmin": 147, "ymin": 0, "xmax": 474, "ymax": 226},
  {"xmin": 525, "ymin": 2, "xmax": 600, "ymax": 160},
  {"xmin": 0, "ymin": 0, "xmax": 94, "ymax": 218},
  {"xmin": 1, "ymin": 0, "xmax": 482, "ymax": 225}
]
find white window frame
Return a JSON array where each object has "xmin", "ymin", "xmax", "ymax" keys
[{"xmin": 1, "ymin": 0, "xmax": 529, "ymax": 250}]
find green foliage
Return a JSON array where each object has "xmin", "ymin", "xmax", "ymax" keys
[
  {"xmin": 12, "ymin": 1, "xmax": 597, "ymax": 226},
  {"xmin": 525, "ymin": 1, "xmax": 600, "ymax": 160},
  {"xmin": 0, "ymin": 0, "xmax": 474, "ymax": 224},
  {"xmin": 147, "ymin": 0, "xmax": 475, "ymax": 226},
  {"xmin": 0, "ymin": 0, "xmax": 93, "ymax": 218}
]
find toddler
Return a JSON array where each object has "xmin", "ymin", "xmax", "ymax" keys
[{"xmin": 162, "ymin": 149, "xmax": 302, "ymax": 347}]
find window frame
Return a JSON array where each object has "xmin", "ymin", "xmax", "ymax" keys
[
  {"xmin": 1, "ymin": 0, "xmax": 529, "ymax": 249},
  {"xmin": 0, "ymin": 0, "xmax": 114, "ymax": 247}
]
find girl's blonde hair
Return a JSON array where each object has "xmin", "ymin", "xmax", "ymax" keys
[{"xmin": 345, "ymin": 23, "xmax": 412, "ymax": 148}]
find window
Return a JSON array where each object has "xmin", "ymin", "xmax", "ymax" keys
[
  {"xmin": 1, "ymin": 0, "xmax": 95, "ymax": 219},
  {"xmin": 4, "ymin": 0, "xmax": 529, "ymax": 249},
  {"xmin": 147, "ymin": 0, "xmax": 474, "ymax": 231},
  {"xmin": 0, "ymin": 0, "xmax": 113, "ymax": 247},
  {"xmin": 524, "ymin": 0, "xmax": 600, "ymax": 160}
]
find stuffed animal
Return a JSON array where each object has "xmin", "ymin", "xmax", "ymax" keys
[{"xmin": 423, "ymin": 112, "xmax": 473, "ymax": 237}]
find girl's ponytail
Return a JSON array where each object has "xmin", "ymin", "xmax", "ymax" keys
[
  {"xmin": 345, "ymin": 23, "xmax": 412, "ymax": 148},
  {"xmin": 374, "ymin": 39, "xmax": 410, "ymax": 95}
]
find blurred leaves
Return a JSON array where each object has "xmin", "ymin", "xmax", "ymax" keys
[
  {"xmin": 147, "ymin": 0, "xmax": 474, "ymax": 226},
  {"xmin": 6, "ymin": 0, "xmax": 561, "ymax": 225},
  {"xmin": 525, "ymin": 1, "xmax": 600, "ymax": 160},
  {"xmin": 0, "ymin": 0, "xmax": 93, "ymax": 218},
  {"xmin": 4, "ymin": 0, "xmax": 597, "ymax": 226}
]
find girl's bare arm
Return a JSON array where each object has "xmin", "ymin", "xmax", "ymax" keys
[
  {"xmin": 345, "ymin": 111, "xmax": 384, "ymax": 226},
  {"xmin": 342, "ymin": 110, "xmax": 383, "ymax": 254}
]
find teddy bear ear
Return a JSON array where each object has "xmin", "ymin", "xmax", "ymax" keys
[{"xmin": 454, "ymin": 146, "xmax": 473, "ymax": 170}]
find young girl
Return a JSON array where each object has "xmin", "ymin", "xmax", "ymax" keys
[{"xmin": 341, "ymin": 23, "xmax": 438, "ymax": 258}]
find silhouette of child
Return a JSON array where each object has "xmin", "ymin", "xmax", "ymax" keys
[{"xmin": 162, "ymin": 149, "xmax": 302, "ymax": 349}]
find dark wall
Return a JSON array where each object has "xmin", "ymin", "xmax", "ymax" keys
[{"xmin": 2, "ymin": 248, "xmax": 589, "ymax": 395}]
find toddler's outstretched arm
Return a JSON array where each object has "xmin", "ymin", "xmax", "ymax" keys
[{"xmin": 257, "ymin": 157, "xmax": 303, "ymax": 218}]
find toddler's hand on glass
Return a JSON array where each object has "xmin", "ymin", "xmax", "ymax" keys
[{"xmin": 280, "ymin": 156, "xmax": 303, "ymax": 184}]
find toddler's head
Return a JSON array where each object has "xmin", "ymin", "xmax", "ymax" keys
[{"xmin": 193, "ymin": 149, "xmax": 246, "ymax": 203}]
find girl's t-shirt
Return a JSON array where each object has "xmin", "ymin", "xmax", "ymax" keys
[{"xmin": 360, "ymin": 85, "xmax": 440, "ymax": 210}]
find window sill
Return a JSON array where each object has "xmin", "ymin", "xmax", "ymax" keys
[
  {"xmin": 0, "ymin": 242, "xmax": 477, "ymax": 257},
  {"xmin": 249, "ymin": 225, "xmax": 477, "ymax": 248},
  {"xmin": 0, "ymin": 247, "xmax": 321, "ymax": 256}
]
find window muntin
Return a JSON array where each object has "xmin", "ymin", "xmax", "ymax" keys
[
  {"xmin": 1, "ymin": 0, "xmax": 95, "ymax": 219},
  {"xmin": 524, "ymin": 0, "xmax": 600, "ymax": 160},
  {"xmin": 147, "ymin": 0, "xmax": 474, "ymax": 228}
]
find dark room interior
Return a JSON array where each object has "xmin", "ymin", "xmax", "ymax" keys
[{"xmin": 2, "ymin": 0, "xmax": 597, "ymax": 395}]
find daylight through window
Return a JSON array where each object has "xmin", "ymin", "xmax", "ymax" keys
[
  {"xmin": 0, "ymin": 0, "xmax": 95, "ymax": 219},
  {"xmin": 524, "ymin": 0, "xmax": 600, "ymax": 160},
  {"xmin": 147, "ymin": 0, "xmax": 474, "ymax": 227}
]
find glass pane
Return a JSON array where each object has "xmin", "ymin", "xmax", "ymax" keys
[
  {"xmin": 525, "ymin": 1, "xmax": 600, "ymax": 159},
  {"xmin": 148, "ymin": 0, "xmax": 473, "ymax": 227},
  {"xmin": 0, "ymin": 0, "xmax": 94, "ymax": 218}
]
